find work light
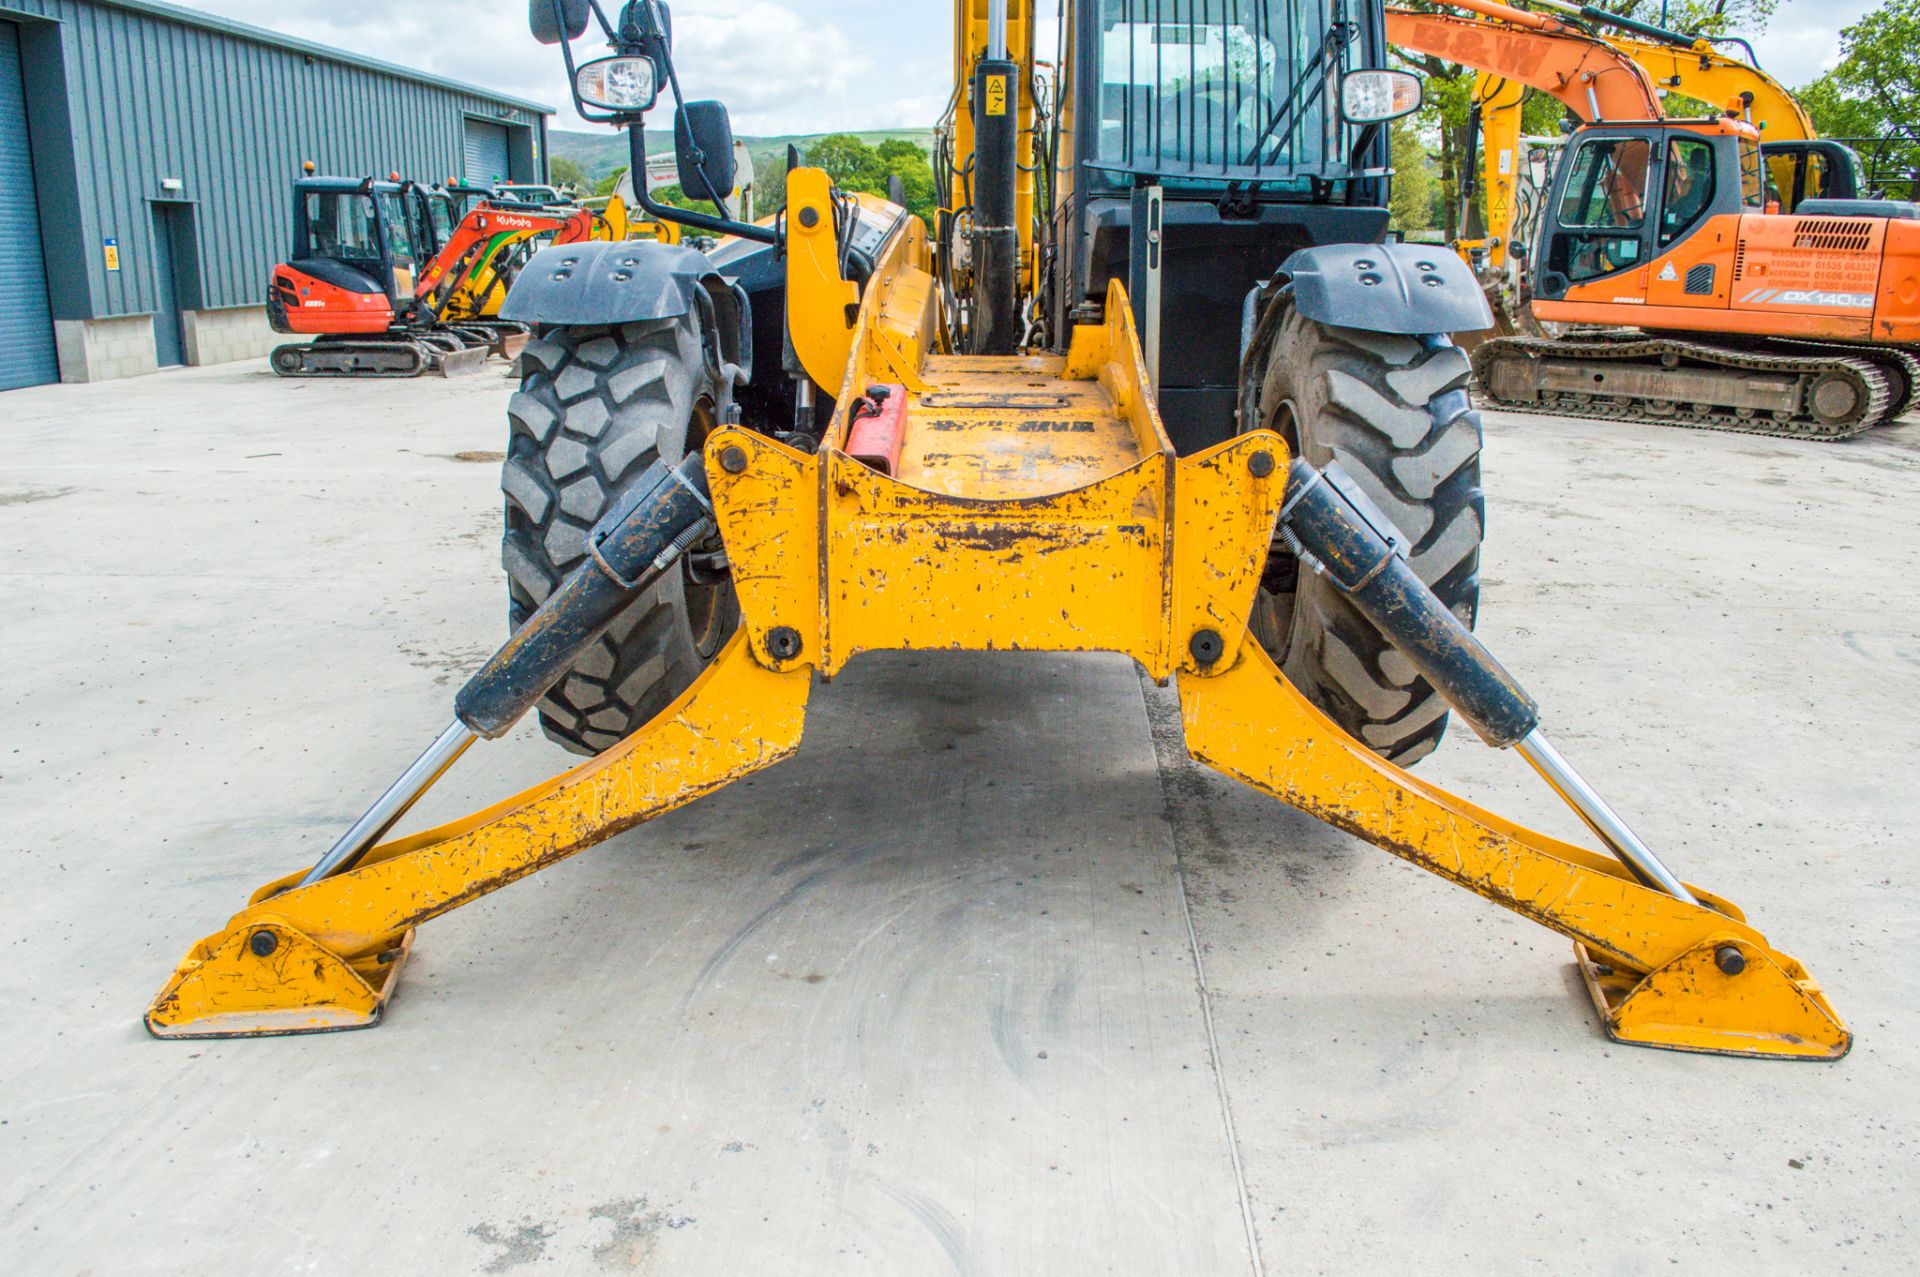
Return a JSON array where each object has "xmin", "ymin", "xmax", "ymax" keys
[
  {"xmin": 1340, "ymin": 70, "xmax": 1423, "ymax": 124},
  {"xmin": 574, "ymin": 55, "xmax": 658, "ymax": 112}
]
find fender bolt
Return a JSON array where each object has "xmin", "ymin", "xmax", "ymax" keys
[
  {"xmin": 719, "ymin": 445, "xmax": 748, "ymax": 474},
  {"xmin": 249, "ymin": 930, "xmax": 278, "ymax": 958},
  {"xmin": 1715, "ymin": 945, "xmax": 1746, "ymax": 976},
  {"xmin": 1189, "ymin": 629, "xmax": 1224, "ymax": 666},
  {"xmin": 1248, "ymin": 449, "xmax": 1275, "ymax": 478}
]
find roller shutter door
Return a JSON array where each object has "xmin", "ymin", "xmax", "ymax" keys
[
  {"xmin": 464, "ymin": 119, "xmax": 511, "ymax": 185},
  {"xmin": 0, "ymin": 22, "xmax": 57, "ymax": 391}
]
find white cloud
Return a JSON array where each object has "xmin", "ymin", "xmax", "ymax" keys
[
  {"xmin": 1746, "ymin": 0, "xmax": 1880, "ymax": 89},
  {"xmin": 168, "ymin": 0, "xmax": 951, "ymax": 135}
]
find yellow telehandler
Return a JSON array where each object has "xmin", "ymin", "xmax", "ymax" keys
[{"xmin": 146, "ymin": 0, "xmax": 1848, "ymax": 1060}]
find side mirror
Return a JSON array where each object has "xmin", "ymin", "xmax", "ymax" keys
[
  {"xmin": 675, "ymin": 101, "xmax": 736, "ymax": 205},
  {"xmin": 529, "ymin": 0, "xmax": 591, "ymax": 44},
  {"xmin": 1339, "ymin": 70, "xmax": 1423, "ymax": 124}
]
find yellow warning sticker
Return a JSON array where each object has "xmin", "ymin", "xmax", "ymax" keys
[{"xmin": 985, "ymin": 74, "xmax": 1008, "ymax": 116}]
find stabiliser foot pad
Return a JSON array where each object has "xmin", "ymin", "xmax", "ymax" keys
[
  {"xmin": 145, "ymin": 917, "xmax": 413, "ymax": 1039},
  {"xmin": 1576, "ymin": 939, "xmax": 1851, "ymax": 1060}
]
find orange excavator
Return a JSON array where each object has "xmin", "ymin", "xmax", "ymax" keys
[
  {"xmin": 268, "ymin": 171, "xmax": 625, "ymax": 377},
  {"xmin": 1451, "ymin": 7, "xmax": 1864, "ymax": 281},
  {"xmin": 1390, "ymin": 0, "xmax": 1920, "ymax": 438}
]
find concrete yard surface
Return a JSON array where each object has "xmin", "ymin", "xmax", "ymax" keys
[{"xmin": 2, "ymin": 361, "xmax": 1916, "ymax": 1274}]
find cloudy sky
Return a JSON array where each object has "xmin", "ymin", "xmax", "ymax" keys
[{"xmin": 170, "ymin": 0, "xmax": 1878, "ymax": 135}]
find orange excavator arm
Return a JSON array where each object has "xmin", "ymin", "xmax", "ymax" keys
[
  {"xmin": 1386, "ymin": 2, "xmax": 1664, "ymax": 125},
  {"xmin": 416, "ymin": 202, "xmax": 608, "ymax": 298}
]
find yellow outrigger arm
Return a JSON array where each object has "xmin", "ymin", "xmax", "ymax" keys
[{"xmin": 148, "ymin": 215, "xmax": 1848, "ymax": 1060}]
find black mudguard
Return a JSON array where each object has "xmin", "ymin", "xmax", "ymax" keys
[
  {"xmin": 501, "ymin": 240, "xmax": 751, "ymax": 376},
  {"xmin": 1275, "ymin": 243, "xmax": 1492, "ymax": 335}
]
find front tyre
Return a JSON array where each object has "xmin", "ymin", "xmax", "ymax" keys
[
  {"xmin": 500, "ymin": 315, "xmax": 740, "ymax": 756},
  {"xmin": 1245, "ymin": 304, "xmax": 1485, "ymax": 766}
]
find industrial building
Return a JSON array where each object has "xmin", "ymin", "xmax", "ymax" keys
[{"xmin": 0, "ymin": 0, "xmax": 552, "ymax": 389}]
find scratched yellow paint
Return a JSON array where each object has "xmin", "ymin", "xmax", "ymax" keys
[
  {"xmin": 1178, "ymin": 644, "xmax": 1851, "ymax": 1059},
  {"xmin": 148, "ymin": 173, "xmax": 1849, "ymax": 1056},
  {"xmin": 145, "ymin": 634, "xmax": 810, "ymax": 1037}
]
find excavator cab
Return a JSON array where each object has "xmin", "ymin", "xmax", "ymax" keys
[
  {"xmin": 1763, "ymin": 139, "xmax": 1867, "ymax": 213},
  {"xmin": 271, "ymin": 177, "xmax": 427, "ymax": 337},
  {"xmin": 423, "ymin": 181, "xmax": 499, "ymax": 249},
  {"xmin": 1532, "ymin": 117, "xmax": 1760, "ymax": 300}
]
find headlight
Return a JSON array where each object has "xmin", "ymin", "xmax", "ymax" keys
[
  {"xmin": 1340, "ymin": 70, "xmax": 1423, "ymax": 124},
  {"xmin": 575, "ymin": 56, "xmax": 658, "ymax": 111}
]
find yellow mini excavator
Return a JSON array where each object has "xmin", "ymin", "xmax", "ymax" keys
[{"xmin": 146, "ymin": 0, "xmax": 1849, "ymax": 1060}]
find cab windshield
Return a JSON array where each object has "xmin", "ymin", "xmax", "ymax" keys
[
  {"xmin": 300, "ymin": 192, "xmax": 381, "ymax": 262},
  {"xmin": 428, "ymin": 193, "xmax": 456, "ymax": 245},
  {"xmin": 1093, "ymin": 0, "xmax": 1337, "ymax": 181},
  {"xmin": 376, "ymin": 192, "xmax": 417, "ymax": 268}
]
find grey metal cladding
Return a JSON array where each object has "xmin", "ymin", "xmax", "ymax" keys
[{"xmin": 1, "ymin": 0, "xmax": 552, "ymax": 320}]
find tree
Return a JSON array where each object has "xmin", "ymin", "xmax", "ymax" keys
[
  {"xmin": 549, "ymin": 155, "xmax": 587, "ymax": 193},
  {"xmin": 805, "ymin": 134, "xmax": 884, "ymax": 189},
  {"xmin": 800, "ymin": 134, "xmax": 940, "ymax": 226},
  {"xmin": 1387, "ymin": 118, "xmax": 1434, "ymax": 234},
  {"xmin": 1798, "ymin": 0, "xmax": 1920, "ymax": 196},
  {"xmin": 593, "ymin": 165, "xmax": 628, "ymax": 199}
]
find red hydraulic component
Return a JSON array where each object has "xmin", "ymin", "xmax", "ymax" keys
[{"xmin": 846, "ymin": 383, "xmax": 908, "ymax": 476}]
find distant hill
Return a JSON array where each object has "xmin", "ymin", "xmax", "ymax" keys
[{"xmin": 549, "ymin": 127, "xmax": 936, "ymax": 182}]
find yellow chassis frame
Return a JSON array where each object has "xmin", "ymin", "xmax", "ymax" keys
[{"xmin": 148, "ymin": 177, "xmax": 1848, "ymax": 1060}]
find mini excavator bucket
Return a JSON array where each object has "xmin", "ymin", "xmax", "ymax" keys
[{"xmin": 146, "ymin": 191, "xmax": 1848, "ymax": 1059}]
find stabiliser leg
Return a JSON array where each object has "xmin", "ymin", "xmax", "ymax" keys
[
  {"xmin": 147, "ymin": 456, "xmax": 812, "ymax": 1037},
  {"xmin": 1179, "ymin": 459, "xmax": 1849, "ymax": 1059}
]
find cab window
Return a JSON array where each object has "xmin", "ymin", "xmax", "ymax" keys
[
  {"xmin": 301, "ymin": 192, "xmax": 379, "ymax": 261},
  {"xmin": 1555, "ymin": 136, "xmax": 1649, "ymax": 282},
  {"xmin": 429, "ymin": 195, "xmax": 455, "ymax": 245},
  {"xmin": 1738, "ymin": 137, "xmax": 1764, "ymax": 208},
  {"xmin": 1558, "ymin": 137, "xmax": 1649, "ymax": 228},
  {"xmin": 1659, "ymin": 137, "xmax": 1716, "ymax": 246},
  {"xmin": 377, "ymin": 192, "xmax": 417, "ymax": 269},
  {"xmin": 1094, "ymin": 0, "xmax": 1313, "ymax": 174}
]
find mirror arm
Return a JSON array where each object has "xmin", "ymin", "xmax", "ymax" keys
[
  {"xmin": 637, "ymin": 0, "xmax": 723, "ymax": 214},
  {"xmin": 626, "ymin": 121, "xmax": 777, "ymax": 244}
]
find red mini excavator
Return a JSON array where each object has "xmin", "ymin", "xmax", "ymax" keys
[{"xmin": 268, "ymin": 170, "xmax": 622, "ymax": 377}]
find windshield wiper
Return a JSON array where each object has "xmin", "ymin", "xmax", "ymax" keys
[{"xmin": 1237, "ymin": 20, "xmax": 1355, "ymax": 171}]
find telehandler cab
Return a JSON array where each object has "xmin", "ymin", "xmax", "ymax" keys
[{"xmin": 146, "ymin": 0, "xmax": 1849, "ymax": 1061}]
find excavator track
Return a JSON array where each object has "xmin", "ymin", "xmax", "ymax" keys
[
  {"xmin": 1774, "ymin": 340, "xmax": 1920, "ymax": 422},
  {"xmin": 1472, "ymin": 333, "xmax": 1898, "ymax": 441}
]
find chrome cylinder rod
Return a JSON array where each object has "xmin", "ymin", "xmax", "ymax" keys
[
  {"xmin": 297, "ymin": 721, "xmax": 477, "ymax": 887},
  {"xmin": 1514, "ymin": 728, "xmax": 1697, "ymax": 904},
  {"xmin": 987, "ymin": 0, "xmax": 1009, "ymax": 60}
]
